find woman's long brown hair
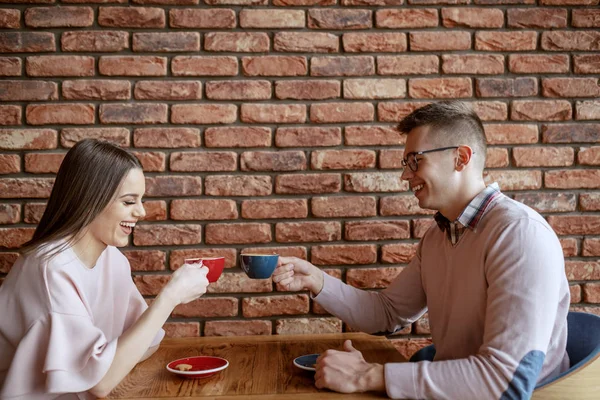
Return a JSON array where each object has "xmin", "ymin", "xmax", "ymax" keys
[{"xmin": 20, "ymin": 139, "xmax": 142, "ymax": 260}]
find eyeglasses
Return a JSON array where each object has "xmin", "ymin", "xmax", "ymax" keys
[{"xmin": 401, "ymin": 146, "xmax": 460, "ymax": 172}]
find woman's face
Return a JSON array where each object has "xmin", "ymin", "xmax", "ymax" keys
[{"xmin": 86, "ymin": 168, "xmax": 146, "ymax": 249}]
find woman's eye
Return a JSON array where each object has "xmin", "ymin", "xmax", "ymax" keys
[{"xmin": 124, "ymin": 201, "xmax": 136, "ymax": 205}]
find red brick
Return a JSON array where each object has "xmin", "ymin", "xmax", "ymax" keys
[
  {"xmin": 512, "ymin": 146, "xmax": 573, "ymax": 167},
  {"xmin": 545, "ymin": 170, "xmax": 600, "ymax": 189},
  {"xmin": 172, "ymin": 297, "xmax": 238, "ymax": 318},
  {"xmin": 241, "ymin": 151, "xmax": 306, "ymax": 172},
  {"xmin": 170, "ymin": 248, "xmax": 237, "ymax": 271},
  {"xmin": 507, "ymin": 8, "xmax": 566, "ymax": 28},
  {"xmin": 560, "ymin": 238, "xmax": 578, "ymax": 258},
  {"xmin": 0, "ymin": 9, "xmax": 20, "ymax": 29},
  {"xmin": 382, "ymin": 243, "xmax": 417, "ymax": 264},
  {"xmin": 475, "ymin": 31, "xmax": 537, "ymax": 52},
  {"xmin": 311, "ymin": 149, "xmax": 375, "ymax": 170},
  {"xmin": 442, "ymin": 54, "xmax": 504, "ymax": 75},
  {"xmin": 145, "ymin": 176, "xmax": 202, "ymax": 197},
  {"xmin": 136, "ymin": 0, "xmax": 198, "ymax": 3},
  {"xmin": 170, "ymin": 151, "xmax": 237, "ymax": 172},
  {"xmin": 542, "ymin": 31, "xmax": 600, "ymax": 51},
  {"xmin": 26, "ymin": 56, "xmax": 93, "ymax": 77},
  {"xmin": 542, "ymin": 124, "xmax": 600, "ymax": 143},
  {"xmin": 413, "ymin": 218, "xmax": 434, "ymax": 239},
  {"xmin": 513, "ymin": 193, "xmax": 576, "ymax": 213},
  {"xmin": 171, "ymin": 104, "xmax": 237, "ymax": 124},
  {"xmin": 582, "ymin": 284, "xmax": 600, "ymax": 303},
  {"xmin": 311, "ymin": 244, "xmax": 377, "ymax": 265},
  {"xmin": 483, "ymin": 170, "xmax": 542, "ymax": 190},
  {"xmin": 241, "ymin": 104, "xmax": 305, "ymax": 124},
  {"xmin": 0, "ymin": 57, "xmax": 21, "ymax": 76},
  {"xmin": 0, "ymin": 155, "xmax": 20, "ymax": 174},
  {"xmin": 376, "ymin": 9, "xmax": 438, "ymax": 28},
  {"xmin": 138, "ymin": 200, "xmax": 167, "ymax": 221},
  {"xmin": 242, "ymin": 199, "xmax": 307, "ymax": 219},
  {"xmin": 472, "ymin": 101, "xmax": 508, "ymax": 121},
  {"xmin": 275, "ymin": 318, "xmax": 342, "ymax": 335},
  {"xmin": 346, "ymin": 267, "xmax": 403, "ymax": 289},
  {"xmin": 193, "ymin": 271, "xmax": 268, "ymax": 293},
  {"xmin": 61, "ymin": 31, "xmax": 129, "ymax": 52},
  {"xmin": 380, "ymin": 195, "xmax": 435, "ymax": 216},
  {"xmin": 377, "ymin": 55, "xmax": 439, "ymax": 75},
  {"xmin": 410, "ymin": 32, "xmax": 471, "ymax": 51},
  {"xmin": 574, "ymin": 55, "xmax": 600, "ymax": 74},
  {"xmin": 243, "ymin": 294, "xmax": 308, "ymax": 317},
  {"xmin": 0, "ymin": 178, "xmax": 54, "ymax": 198},
  {"xmin": 583, "ymin": 238, "xmax": 600, "ymax": 256},
  {"xmin": 311, "ymin": 196, "xmax": 377, "ymax": 217},
  {"xmin": 205, "ymin": 223, "xmax": 271, "ymax": 245},
  {"xmin": 123, "ymin": 250, "xmax": 166, "ymax": 271},
  {"xmin": 275, "ymin": 80, "xmax": 340, "ymax": 101},
  {"xmin": 24, "ymin": 153, "xmax": 65, "ymax": 173},
  {"xmin": 242, "ymin": 246, "xmax": 306, "ymax": 260},
  {"xmin": 242, "ymin": 56, "xmax": 307, "ymax": 77},
  {"xmin": 572, "ymin": 9, "xmax": 600, "ymax": 27},
  {"xmin": 0, "ymin": 204, "xmax": 20, "ymax": 225},
  {"xmin": 276, "ymin": 221, "xmax": 341, "ymax": 243},
  {"xmin": 509, "ymin": 55, "xmax": 569, "ymax": 74},
  {"xmin": 133, "ymin": 275, "xmax": 168, "ymax": 296},
  {"xmin": 204, "ymin": 320, "xmax": 271, "ymax": 337},
  {"xmin": 476, "ymin": 78, "xmax": 537, "ymax": 97},
  {"xmin": 311, "ymin": 56, "xmax": 374, "ymax": 76},
  {"xmin": 164, "ymin": 322, "xmax": 199, "ymax": 338},
  {"xmin": 275, "ymin": 127, "xmax": 341, "ymax": 147},
  {"xmin": 204, "ymin": 32, "xmax": 269, "ymax": 52},
  {"xmin": 26, "ymin": 104, "xmax": 94, "ymax": 125},
  {"xmin": 344, "ymin": 79, "xmax": 406, "ymax": 99},
  {"xmin": 409, "ymin": 78, "xmax": 472, "ymax": 98},
  {"xmin": 485, "ymin": 148, "xmax": 509, "ymax": 168},
  {"xmin": 345, "ymin": 125, "xmax": 404, "ymax": 145},
  {"xmin": 63, "ymin": 80, "xmax": 130, "ymax": 100},
  {"xmin": 580, "ymin": 193, "xmax": 600, "ymax": 211},
  {"xmin": 133, "ymin": 32, "xmax": 199, "ymax": 52},
  {"xmin": 511, "ymin": 100, "xmax": 571, "ymax": 121},
  {"xmin": 131, "ymin": 151, "xmax": 165, "ymax": 172},
  {"xmin": 566, "ymin": 261, "xmax": 600, "ymax": 281},
  {"xmin": 64, "ymin": 0, "xmax": 127, "ymax": 3},
  {"xmin": 23, "ymin": 203, "xmax": 45, "ymax": 224},
  {"xmin": 274, "ymin": 32, "xmax": 338, "ymax": 53},
  {"xmin": 346, "ymin": 221, "xmax": 410, "ymax": 241},
  {"xmin": 0, "ymin": 32, "xmax": 55, "ymax": 53},
  {"xmin": 442, "ymin": 8, "xmax": 504, "ymax": 28},
  {"xmin": 0, "ymin": 253, "xmax": 19, "ymax": 274},
  {"xmin": 206, "ymin": 80, "xmax": 270, "ymax": 100},
  {"xmin": 171, "ymin": 199, "xmax": 237, "ymax": 221},
  {"xmin": 204, "ymin": 175, "xmax": 271, "ymax": 197},
  {"xmin": 171, "ymin": 56, "xmax": 238, "ymax": 76},
  {"xmin": 240, "ymin": 9, "xmax": 304, "ymax": 28},
  {"xmin": 99, "ymin": 103, "xmax": 167, "ymax": 125},
  {"xmin": 542, "ymin": 78, "xmax": 600, "ymax": 98},
  {"xmin": 134, "ymin": 81, "xmax": 201, "ymax": 100},
  {"xmin": 98, "ymin": 7, "xmax": 165, "ymax": 28},
  {"xmin": 414, "ymin": 314, "xmax": 430, "ymax": 335},
  {"xmin": 276, "ymin": 0, "xmax": 334, "ymax": 4},
  {"xmin": 379, "ymin": 149, "xmax": 404, "ymax": 169},
  {"xmin": 578, "ymin": 147, "xmax": 600, "ymax": 166},
  {"xmin": 345, "ymin": 172, "xmax": 407, "ymax": 193},
  {"xmin": 378, "ymin": 102, "xmax": 431, "ymax": 123},
  {"xmin": 0, "ymin": 81, "xmax": 57, "ymax": 101},
  {"xmin": 0, "ymin": 228, "xmax": 35, "ymax": 249},
  {"xmin": 99, "ymin": 56, "xmax": 167, "ymax": 76},
  {"xmin": 169, "ymin": 8, "xmax": 235, "ymax": 28},
  {"xmin": 0, "ymin": 129, "xmax": 56, "ymax": 150},
  {"xmin": 570, "ymin": 285, "xmax": 582, "ymax": 304},
  {"xmin": 308, "ymin": 9, "xmax": 371, "ymax": 29},
  {"xmin": 25, "ymin": 6, "xmax": 93, "ymax": 27},
  {"xmin": 61, "ymin": 127, "xmax": 129, "ymax": 147},
  {"xmin": 577, "ymin": 101, "xmax": 600, "ymax": 121},
  {"xmin": 343, "ymin": 0, "xmax": 401, "ymax": 4},
  {"xmin": 205, "ymin": 127, "xmax": 271, "ymax": 148},
  {"xmin": 0, "ymin": 105, "xmax": 22, "ymax": 125},
  {"xmin": 133, "ymin": 224, "xmax": 201, "ymax": 246},
  {"xmin": 310, "ymin": 102, "xmax": 374, "ymax": 123},
  {"xmin": 275, "ymin": 173, "xmax": 340, "ymax": 194}
]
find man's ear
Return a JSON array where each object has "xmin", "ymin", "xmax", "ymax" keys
[{"xmin": 455, "ymin": 145, "xmax": 473, "ymax": 171}]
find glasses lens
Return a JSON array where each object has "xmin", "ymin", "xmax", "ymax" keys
[{"xmin": 408, "ymin": 154, "xmax": 418, "ymax": 171}]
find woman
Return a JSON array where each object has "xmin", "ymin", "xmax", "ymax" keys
[{"xmin": 0, "ymin": 139, "xmax": 209, "ymax": 399}]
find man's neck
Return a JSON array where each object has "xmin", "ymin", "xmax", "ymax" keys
[{"xmin": 440, "ymin": 178, "xmax": 487, "ymax": 221}]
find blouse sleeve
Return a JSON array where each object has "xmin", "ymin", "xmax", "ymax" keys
[{"xmin": 123, "ymin": 278, "xmax": 165, "ymax": 348}]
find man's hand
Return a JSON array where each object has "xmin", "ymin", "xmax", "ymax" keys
[
  {"xmin": 272, "ymin": 256, "xmax": 324, "ymax": 296},
  {"xmin": 314, "ymin": 340, "xmax": 386, "ymax": 394}
]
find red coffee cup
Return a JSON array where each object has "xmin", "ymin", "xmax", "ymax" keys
[{"xmin": 185, "ymin": 257, "xmax": 225, "ymax": 283}]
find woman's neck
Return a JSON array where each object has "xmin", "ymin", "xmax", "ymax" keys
[{"xmin": 70, "ymin": 234, "xmax": 107, "ymax": 269}]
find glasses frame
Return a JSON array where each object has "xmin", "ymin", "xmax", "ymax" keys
[{"xmin": 401, "ymin": 146, "xmax": 460, "ymax": 172}]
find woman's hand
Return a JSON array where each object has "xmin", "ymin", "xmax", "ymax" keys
[{"xmin": 161, "ymin": 262, "xmax": 209, "ymax": 306}]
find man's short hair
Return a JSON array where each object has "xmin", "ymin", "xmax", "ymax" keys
[{"xmin": 398, "ymin": 101, "xmax": 487, "ymax": 169}]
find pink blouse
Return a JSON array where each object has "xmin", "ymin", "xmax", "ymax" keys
[{"xmin": 0, "ymin": 243, "xmax": 165, "ymax": 399}]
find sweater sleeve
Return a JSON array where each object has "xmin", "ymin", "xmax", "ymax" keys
[
  {"xmin": 313, "ymin": 243, "xmax": 428, "ymax": 334},
  {"xmin": 383, "ymin": 218, "xmax": 568, "ymax": 400}
]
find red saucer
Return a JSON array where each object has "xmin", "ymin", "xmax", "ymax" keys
[{"xmin": 166, "ymin": 356, "xmax": 229, "ymax": 379}]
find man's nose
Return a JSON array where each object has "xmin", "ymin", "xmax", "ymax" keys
[{"xmin": 401, "ymin": 167, "xmax": 413, "ymax": 181}]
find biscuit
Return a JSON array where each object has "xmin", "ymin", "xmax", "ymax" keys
[{"xmin": 176, "ymin": 363, "xmax": 193, "ymax": 371}]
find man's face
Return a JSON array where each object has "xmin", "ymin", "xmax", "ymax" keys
[{"xmin": 400, "ymin": 125, "xmax": 458, "ymax": 212}]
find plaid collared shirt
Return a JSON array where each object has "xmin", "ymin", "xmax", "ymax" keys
[{"xmin": 434, "ymin": 182, "xmax": 502, "ymax": 245}]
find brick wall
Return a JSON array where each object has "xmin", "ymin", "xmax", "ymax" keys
[{"xmin": 1, "ymin": 0, "xmax": 599, "ymax": 358}]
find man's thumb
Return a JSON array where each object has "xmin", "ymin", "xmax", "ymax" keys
[{"xmin": 344, "ymin": 339, "xmax": 357, "ymax": 353}]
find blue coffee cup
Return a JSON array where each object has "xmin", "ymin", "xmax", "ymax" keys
[{"xmin": 240, "ymin": 254, "xmax": 279, "ymax": 279}]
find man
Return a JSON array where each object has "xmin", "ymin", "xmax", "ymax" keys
[{"xmin": 272, "ymin": 101, "xmax": 570, "ymax": 399}]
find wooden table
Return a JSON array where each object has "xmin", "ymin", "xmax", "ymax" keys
[{"xmin": 107, "ymin": 332, "xmax": 406, "ymax": 399}]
